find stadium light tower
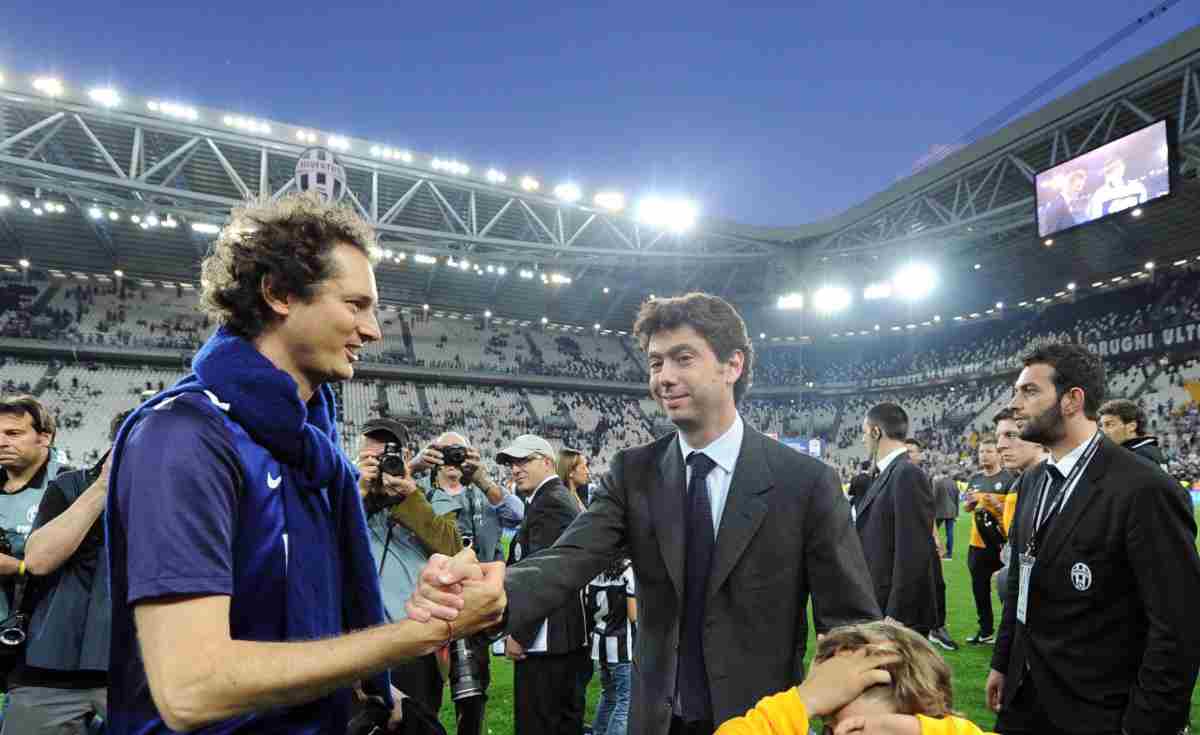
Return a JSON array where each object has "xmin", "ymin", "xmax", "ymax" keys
[
  {"xmin": 893, "ymin": 263, "xmax": 936, "ymax": 301},
  {"xmin": 776, "ymin": 293, "xmax": 804, "ymax": 310},
  {"xmin": 636, "ymin": 197, "xmax": 698, "ymax": 234}
]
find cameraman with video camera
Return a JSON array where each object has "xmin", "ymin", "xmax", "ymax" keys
[
  {"xmin": 410, "ymin": 432, "xmax": 522, "ymax": 735},
  {"xmin": 357, "ymin": 418, "xmax": 464, "ymax": 726}
]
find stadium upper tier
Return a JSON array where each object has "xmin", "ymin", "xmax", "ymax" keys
[{"xmin": 5, "ymin": 263, "xmax": 1200, "ymax": 390}]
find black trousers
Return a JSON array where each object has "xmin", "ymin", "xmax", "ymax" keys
[
  {"xmin": 514, "ymin": 647, "xmax": 591, "ymax": 735},
  {"xmin": 391, "ymin": 653, "xmax": 443, "ymax": 718},
  {"xmin": 668, "ymin": 716, "xmax": 715, "ymax": 735},
  {"xmin": 932, "ymin": 548, "xmax": 948, "ymax": 629},
  {"xmin": 968, "ymin": 545, "xmax": 1003, "ymax": 635},
  {"xmin": 995, "ymin": 676, "xmax": 1122, "ymax": 735}
]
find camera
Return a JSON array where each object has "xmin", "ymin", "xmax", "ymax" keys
[
  {"xmin": 439, "ymin": 444, "xmax": 468, "ymax": 467},
  {"xmin": 448, "ymin": 637, "xmax": 486, "ymax": 701},
  {"xmin": 379, "ymin": 442, "xmax": 408, "ymax": 478}
]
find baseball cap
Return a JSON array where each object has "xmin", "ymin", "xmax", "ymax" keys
[
  {"xmin": 496, "ymin": 434, "xmax": 557, "ymax": 465},
  {"xmin": 361, "ymin": 417, "xmax": 409, "ymax": 445}
]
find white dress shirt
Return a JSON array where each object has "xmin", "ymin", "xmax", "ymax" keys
[
  {"xmin": 678, "ymin": 414, "xmax": 745, "ymax": 535},
  {"xmin": 1049, "ymin": 431, "xmax": 1097, "ymax": 478},
  {"xmin": 525, "ymin": 473, "xmax": 562, "ymax": 654},
  {"xmin": 876, "ymin": 447, "xmax": 908, "ymax": 474}
]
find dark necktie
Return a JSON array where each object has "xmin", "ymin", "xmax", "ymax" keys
[{"xmin": 678, "ymin": 451, "xmax": 718, "ymax": 723}]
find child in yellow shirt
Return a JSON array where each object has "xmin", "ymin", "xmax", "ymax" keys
[{"xmin": 716, "ymin": 622, "xmax": 994, "ymax": 735}]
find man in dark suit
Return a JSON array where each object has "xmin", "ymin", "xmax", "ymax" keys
[
  {"xmin": 496, "ymin": 434, "xmax": 591, "ymax": 735},
  {"xmin": 408, "ymin": 292, "xmax": 880, "ymax": 735},
  {"xmin": 986, "ymin": 344, "xmax": 1200, "ymax": 735},
  {"xmin": 855, "ymin": 405, "xmax": 939, "ymax": 637}
]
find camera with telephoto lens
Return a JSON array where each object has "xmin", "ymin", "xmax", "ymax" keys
[
  {"xmin": 448, "ymin": 637, "xmax": 486, "ymax": 701},
  {"xmin": 379, "ymin": 442, "xmax": 408, "ymax": 478}
]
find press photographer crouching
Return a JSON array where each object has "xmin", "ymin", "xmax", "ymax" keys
[
  {"xmin": 0, "ymin": 410, "xmax": 130, "ymax": 733},
  {"xmin": 409, "ymin": 432, "xmax": 523, "ymax": 735},
  {"xmin": 357, "ymin": 418, "xmax": 464, "ymax": 727}
]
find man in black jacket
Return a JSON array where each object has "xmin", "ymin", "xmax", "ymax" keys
[
  {"xmin": 987, "ymin": 344, "xmax": 1200, "ymax": 735},
  {"xmin": 2, "ymin": 410, "xmax": 129, "ymax": 733},
  {"xmin": 854, "ymin": 404, "xmax": 938, "ymax": 636},
  {"xmin": 1098, "ymin": 399, "xmax": 1169, "ymax": 470},
  {"xmin": 498, "ymin": 434, "xmax": 590, "ymax": 735}
]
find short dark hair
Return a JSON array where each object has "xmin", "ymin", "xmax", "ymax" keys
[
  {"xmin": 866, "ymin": 403, "xmax": 909, "ymax": 440},
  {"xmin": 0, "ymin": 395, "xmax": 55, "ymax": 438},
  {"xmin": 1098, "ymin": 399, "xmax": 1145, "ymax": 434},
  {"xmin": 1022, "ymin": 344, "xmax": 1106, "ymax": 419},
  {"xmin": 109, "ymin": 409, "xmax": 133, "ymax": 443},
  {"xmin": 200, "ymin": 193, "xmax": 378, "ymax": 340},
  {"xmin": 978, "ymin": 433, "xmax": 997, "ymax": 447},
  {"xmin": 633, "ymin": 292, "xmax": 755, "ymax": 403},
  {"xmin": 904, "ymin": 438, "xmax": 923, "ymax": 449},
  {"xmin": 993, "ymin": 407, "xmax": 1019, "ymax": 425}
]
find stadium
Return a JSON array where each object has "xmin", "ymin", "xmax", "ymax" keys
[{"xmin": 2, "ymin": 17, "xmax": 1200, "ymax": 735}]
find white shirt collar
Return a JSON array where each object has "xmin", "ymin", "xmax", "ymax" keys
[
  {"xmin": 1050, "ymin": 431, "xmax": 1099, "ymax": 477},
  {"xmin": 678, "ymin": 414, "xmax": 744, "ymax": 474},
  {"xmin": 528, "ymin": 473, "xmax": 557, "ymax": 502},
  {"xmin": 876, "ymin": 447, "xmax": 908, "ymax": 473}
]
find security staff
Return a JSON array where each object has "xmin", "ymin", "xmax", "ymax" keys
[{"xmin": 987, "ymin": 345, "xmax": 1200, "ymax": 735}]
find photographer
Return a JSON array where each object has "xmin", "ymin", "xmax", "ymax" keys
[
  {"xmin": 357, "ymin": 418, "xmax": 464, "ymax": 720},
  {"xmin": 410, "ymin": 431, "xmax": 521, "ymax": 735},
  {"xmin": 1, "ymin": 410, "xmax": 130, "ymax": 733}
]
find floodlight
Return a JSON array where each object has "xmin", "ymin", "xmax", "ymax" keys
[
  {"xmin": 636, "ymin": 197, "xmax": 698, "ymax": 233},
  {"xmin": 484, "ymin": 310, "xmax": 492, "ymax": 318},
  {"xmin": 520, "ymin": 176, "xmax": 540, "ymax": 192},
  {"xmin": 18, "ymin": 259, "xmax": 30, "ymax": 268},
  {"xmin": 88, "ymin": 87, "xmax": 121, "ymax": 108},
  {"xmin": 593, "ymin": 191, "xmax": 625, "ymax": 212},
  {"xmin": 813, "ymin": 286, "xmax": 851, "ymax": 313},
  {"xmin": 554, "ymin": 183, "xmax": 582, "ymax": 203},
  {"xmin": 0, "ymin": 195, "xmax": 10, "ymax": 208},
  {"xmin": 32, "ymin": 77, "xmax": 64, "ymax": 97},
  {"xmin": 191, "ymin": 223, "xmax": 221, "ymax": 234},
  {"xmin": 496, "ymin": 266, "xmax": 507, "ymax": 276},
  {"xmin": 519, "ymin": 269, "xmax": 534, "ymax": 280},
  {"xmin": 113, "ymin": 269, "xmax": 123, "ymax": 277},
  {"xmin": 776, "ymin": 293, "xmax": 804, "ymax": 310},
  {"xmin": 88, "ymin": 206, "xmax": 102, "ymax": 219},
  {"xmin": 414, "ymin": 254, "xmax": 437, "ymax": 265},
  {"xmin": 892, "ymin": 263, "xmax": 936, "ymax": 301},
  {"xmin": 486, "ymin": 169, "xmax": 507, "ymax": 184}
]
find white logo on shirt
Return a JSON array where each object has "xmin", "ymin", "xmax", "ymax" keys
[
  {"xmin": 1071, "ymin": 562, "xmax": 1092, "ymax": 592},
  {"xmin": 267, "ymin": 473, "xmax": 282, "ymax": 489}
]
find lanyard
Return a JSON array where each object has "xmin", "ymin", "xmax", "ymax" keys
[{"xmin": 1026, "ymin": 431, "xmax": 1101, "ymax": 556}]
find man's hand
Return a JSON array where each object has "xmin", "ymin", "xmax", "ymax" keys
[
  {"xmin": 504, "ymin": 636, "xmax": 526, "ymax": 661},
  {"xmin": 832, "ymin": 714, "xmax": 921, "ymax": 735},
  {"xmin": 463, "ymin": 447, "xmax": 492, "ymax": 487},
  {"xmin": 795, "ymin": 648, "xmax": 900, "ymax": 718},
  {"xmin": 405, "ymin": 549, "xmax": 485, "ymax": 623},
  {"xmin": 963, "ymin": 492, "xmax": 979, "ymax": 511},
  {"xmin": 94, "ymin": 453, "xmax": 112, "ymax": 493},
  {"xmin": 357, "ymin": 452, "xmax": 380, "ymax": 495},
  {"xmin": 408, "ymin": 445, "xmax": 444, "ymax": 476},
  {"xmin": 985, "ymin": 669, "xmax": 1005, "ymax": 712}
]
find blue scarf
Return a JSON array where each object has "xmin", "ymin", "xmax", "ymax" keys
[{"xmin": 111, "ymin": 327, "xmax": 392, "ymax": 724}]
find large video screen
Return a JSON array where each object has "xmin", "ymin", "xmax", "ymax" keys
[{"xmin": 1036, "ymin": 119, "xmax": 1172, "ymax": 238}]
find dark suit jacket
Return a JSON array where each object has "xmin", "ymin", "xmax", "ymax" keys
[
  {"xmin": 853, "ymin": 454, "xmax": 938, "ymax": 632},
  {"xmin": 504, "ymin": 424, "xmax": 880, "ymax": 735},
  {"xmin": 992, "ymin": 436, "xmax": 1200, "ymax": 735},
  {"xmin": 505, "ymin": 477, "xmax": 589, "ymax": 654}
]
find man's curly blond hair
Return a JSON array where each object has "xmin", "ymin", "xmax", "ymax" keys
[{"xmin": 199, "ymin": 193, "xmax": 378, "ymax": 339}]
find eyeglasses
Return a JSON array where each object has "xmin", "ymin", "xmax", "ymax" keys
[{"xmin": 508, "ymin": 454, "xmax": 546, "ymax": 468}]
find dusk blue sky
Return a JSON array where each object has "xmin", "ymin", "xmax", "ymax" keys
[{"xmin": 1, "ymin": 1, "xmax": 1192, "ymax": 227}]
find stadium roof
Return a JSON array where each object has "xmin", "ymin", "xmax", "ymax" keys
[{"xmin": 2, "ymin": 26, "xmax": 1200, "ymax": 334}]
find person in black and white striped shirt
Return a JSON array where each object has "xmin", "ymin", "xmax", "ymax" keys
[{"xmin": 586, "ymin": 558, "xmax": 637, "ymax": 735}]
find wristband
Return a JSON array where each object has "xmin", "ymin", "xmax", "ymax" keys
[{"xmin": 17, "ymin": 561, "xmax": 25, "ymax": 576}]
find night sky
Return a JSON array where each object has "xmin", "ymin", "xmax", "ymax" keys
[{"xmin": 1, "ymin": 0, "xmax": 1191, "ymax": 226}]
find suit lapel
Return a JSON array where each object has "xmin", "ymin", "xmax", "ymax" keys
[
  {"xmin": 707, "ymin": 429, "xmax": 773, "ymax": 600},
  {"xmin": 652, "ymin": 436, "xmax": 688, "ymax": 599},
  {"xmin": 856, "ymin": 456, "xmax": 900, "ymax": 518},
  {"xmin": 1035, "ymin": 439, "xmax": 1112, "ymax": 567}
]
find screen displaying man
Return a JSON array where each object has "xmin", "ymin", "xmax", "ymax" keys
[{"xmin": 1086, "ymin": 156, "xmax": 1148, "ymax": 219}]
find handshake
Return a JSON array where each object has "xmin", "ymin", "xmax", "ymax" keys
[{"xmin": 408, "ymin": 548, "xmax": 508, "ymax": 639}]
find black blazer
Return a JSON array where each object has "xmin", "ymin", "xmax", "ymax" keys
[
  {"xmin": 504, "ymin": 424, "xmax": 880, "ymax": 735},
  {"xmin": 992, "ymin": 436, "xmax": 1200, "ymax": 735},
  {"xmin": 506, "ymin": 477, "xmax": 589, "ymax": 654},
  {"xmin": 853, "ymin": 453, "xmax": 938, "ymax": 632}
]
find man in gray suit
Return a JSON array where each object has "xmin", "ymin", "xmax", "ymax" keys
[{"xmin": 409, "ymin": 292, "xmax": 880, "ymax": 735}]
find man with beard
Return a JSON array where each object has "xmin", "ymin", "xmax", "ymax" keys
[
  {"xmin": 986, "ymin": 344, "xmax": 1200, "ymax": 735},
  {"xmin": 962, "ymin": 436, "xmax": 1014, "ymax": 645}
]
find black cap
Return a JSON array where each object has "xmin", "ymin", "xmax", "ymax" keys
[{"xmin": 361, "ymin": 417, "xmax": 408, "ymax": 445}]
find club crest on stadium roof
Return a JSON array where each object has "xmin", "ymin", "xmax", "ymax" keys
[{"xmin": 294, "ymin": 147, "xmax": 347, "ymax": 204}]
